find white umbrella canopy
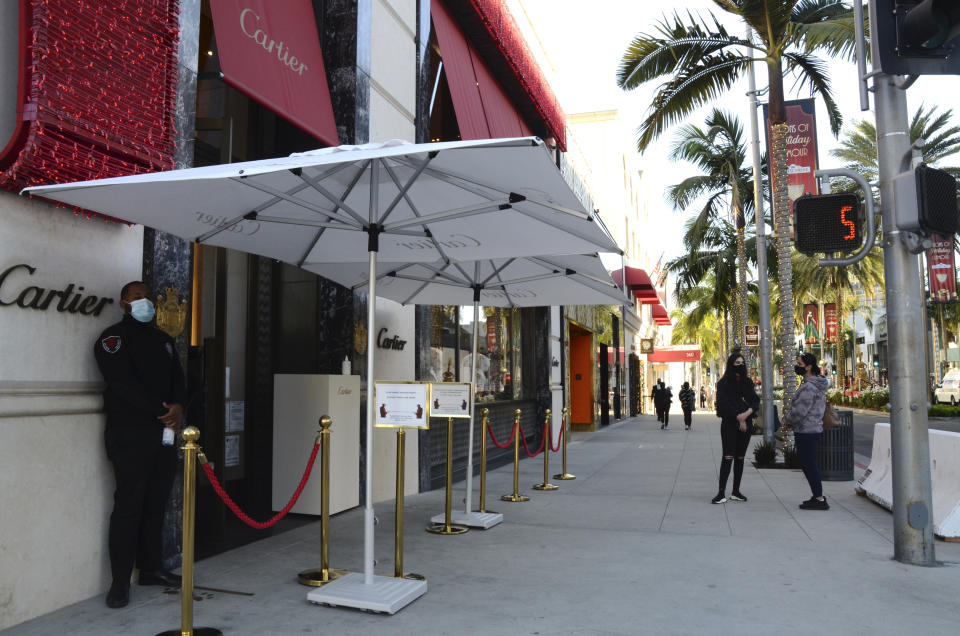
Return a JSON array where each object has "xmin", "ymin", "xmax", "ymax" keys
[
  {"xmin": 22, "ymin": 136, "xmax": 622, "ymax": 601},
  {"xmin": 23, "ymin": 137, "xmax": 619, "ymax": 263},
  {"xmin": 305, "ymin": 253, "xmax": 626, "ymax": 307}
]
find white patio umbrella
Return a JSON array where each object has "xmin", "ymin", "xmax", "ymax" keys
[
  {"xmin": 23, "ymin": 136, "xmax": 621, "ymax": 611},
  {"xmin": 306, "ymin": 253, "xmax": 627, "ymax": 527}
]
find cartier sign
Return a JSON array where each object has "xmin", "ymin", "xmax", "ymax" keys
[
  {"xmin": 377, "ymin": 327, "xmax": 407, "ymax": 351},
  {"xmin": 0, "ymin": 264, "xmax": 114, "ymax": 317}
]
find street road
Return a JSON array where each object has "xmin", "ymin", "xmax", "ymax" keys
[{"xmin": 851, "ymin": 410, "xmax": 960, "ymax": 459}]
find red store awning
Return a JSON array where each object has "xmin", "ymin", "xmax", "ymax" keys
[
  {"xmin": 210, "ymin": 0, "xmax": 339, "ymax": 147},
  {"xmin": 432, "ymin": 0, "xmax": 533, "ymax": 141},
  {"xmin": 612, "ymin": 266, "xmax": 662, "ymax": 305},
  {"xmin": 651, "ymin": 304, "xmax": 672, "ymax": 326},
  {"xmin": 647, "ymin": 346, "xmax": 701, "ymax": 363}
]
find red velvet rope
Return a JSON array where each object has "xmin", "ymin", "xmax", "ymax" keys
[
  {"xmin": 549, "ymin": 422, "xmax": 563, "ymax": 453},
  {"xmin": 199, "ymin": 441, "xmax": 320, "ymax": 530},
  {"xmin": 519, "ymin": 423, "xmax": 546, "ymax": 458},
  {"xmin": 487, "ymin": 421, "xmax": 517, "ymax": 449}
]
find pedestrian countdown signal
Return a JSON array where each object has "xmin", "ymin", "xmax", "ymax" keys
[{"xmin": 794, "ymin": 193, "xmax": 863, "ymax": 255}]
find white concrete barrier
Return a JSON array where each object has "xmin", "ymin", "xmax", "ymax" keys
[{"xmin": 857, "ymin": 422, "xmax": 960, "ymax": 540}]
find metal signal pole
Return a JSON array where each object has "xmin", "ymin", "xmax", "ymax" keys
[{"xmin": 866, "ymin": 0, "xmax": 935, "ymax": 565}]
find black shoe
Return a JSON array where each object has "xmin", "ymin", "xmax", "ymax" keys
[
  {"xmin": 105, "ymin": 583, "xmax": 129, "ymax": 609},
  {"xmin": 711, "ymin": 493, "xmax": 727, "ymax": 504},
  {"xmin": 729, "ymin": 492, "xmax": 748, "ymax": 502},
  {"xmin": 799, "ymin": 497, "xmax": 829, "ymax": 510},
  {"xmin": 660, "ymin": 423, "xmax": 665, "ymax": 429},
  {"xmin": 138, "ymin": 569, "xmax": 181, "ymax": 587}
]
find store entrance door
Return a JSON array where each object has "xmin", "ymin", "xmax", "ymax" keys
[{"xmin": 569, "ymin": 325, "xmax": 593, "ymax": 430}]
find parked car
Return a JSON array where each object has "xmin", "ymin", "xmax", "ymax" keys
[{"xmin": 933, "ymin": 369, "xmax": 960, "ymax": 405}]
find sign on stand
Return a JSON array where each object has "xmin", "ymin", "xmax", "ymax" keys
[
  {"xmin": 374, "ymin": 382, "xmax": 430, "ymax": 429},
  {"xmin": 428, "ymin": 382, "xmax": 473, "ymax": 419}
]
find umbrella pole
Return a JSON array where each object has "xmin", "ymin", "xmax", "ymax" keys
[
  {"xmin": 465, "ymin": 295, "xmax": 479, "ymax": 514},
  {"xmin": 364, "ymin": 249, "xmax": 376, "ymax": 585}
]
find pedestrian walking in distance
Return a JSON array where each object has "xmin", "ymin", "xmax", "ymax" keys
[
  {"xmin": 679, "ymin": 382, "xmax": 696, "ymax": 430},
  {"xmin": 651, "ymin": 379, "xmax": 664, "ymax": 423},
  {"xmin": 660, "ymin": 384, "xmax": 673, "ymax": 429},
  {"xmin": 712, "ymin": 353, "xmax": 759, "ymax": 504},
  {"xmin": 699, "ymin": 386, "xmax": 706, "ymax": 409},
  {"xmin": 786, "ymin": 352, "xmax": 830, "ymax": 510}
]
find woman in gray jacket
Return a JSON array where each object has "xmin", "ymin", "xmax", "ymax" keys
[{"xmin": 785, "ymin": 352, "xmax": 830, "ymax": 510}]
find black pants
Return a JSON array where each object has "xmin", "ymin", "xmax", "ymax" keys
[
  {"xmin": 105, "ymin": 426, "xmax": 176, "ymax": 586},
  {"xmin": 720, "ymin": 420, "xmax": 751, "ymax": 457},
  {"xmin": 795, "ymin": 432, "xmax": 823, "ymax": 498},
  {"xmin": 683, "ymin": 408, "xmax": 692, "ymax": 427}
]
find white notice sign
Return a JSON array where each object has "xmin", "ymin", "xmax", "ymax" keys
[
  {"xmin": 374, "ymin": 382, "xmax": 430, "ymax": 429},
  {"xmin": 429, "ymin": 382, "xmax": 473, "ymax": 419},
  {"xmin": 224, "ymin": 434, "xmax": 240, "ymax": 467}
]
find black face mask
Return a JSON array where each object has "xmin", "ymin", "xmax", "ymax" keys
[
  {"xmin": 734, "ymin": 366, "xmax": 746, "ymax": 377},
  {"xmin": 794, "ymin": 365, "xmax": 807, "ymax": 376}
]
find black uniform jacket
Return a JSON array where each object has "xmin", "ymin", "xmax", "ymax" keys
[{"xmin": 94, "ymin": 315, "xmax": 186, "ymax": 430}]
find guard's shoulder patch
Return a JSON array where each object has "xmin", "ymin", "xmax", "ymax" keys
[{"xmin": 101, "ymin": 335, "xmax": 122, "ymax": 354}]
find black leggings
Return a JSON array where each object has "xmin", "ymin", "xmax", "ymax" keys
[{"xmin": 718, "ymin": 420, "xmax": 751, "ymax": 494}]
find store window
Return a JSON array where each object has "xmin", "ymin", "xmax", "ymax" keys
[{"xmin": 424, "ymin": 305, "xmax": 524, "ymax": 402}]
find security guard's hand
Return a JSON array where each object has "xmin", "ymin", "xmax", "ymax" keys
[{"xmin": 159, "ymin": 402, "xmax": 183, "ymax": 427}]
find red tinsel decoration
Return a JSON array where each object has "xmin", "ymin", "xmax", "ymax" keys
[
  {"xmin": 0, "ymin": 0, "xmax": 180, "ymax": 222},
  {"xmin": 466, "ymin": 0, "xmax": 566, "ymax": 151}
]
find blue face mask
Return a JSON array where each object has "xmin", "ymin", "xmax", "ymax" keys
[{"xmin": 129, "ymin": 298, "xmax": 155, "ymax": 323}]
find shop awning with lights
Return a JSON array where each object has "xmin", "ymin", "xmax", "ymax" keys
[
  {"xmin": 431, "ymin": 0, "xmax": 534, "ymax": 141},
  {"xmin": 651, "ymin": 304, "xmax": 672, "ymax": 326},
  {"xmin": 647, "ymin": 345, "xmax": 700, "ymax": 363},
  {"xmin": 210, "ymin": 0, "xmax": 339, "ymax": 147}
]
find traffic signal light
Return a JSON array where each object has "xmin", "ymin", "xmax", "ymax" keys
[
  {"xmin": 874, "ymin": 0, "xmax": 960, "ymax": 75},
  {"xmin": 832, "ymin": 364, "xmax": 837, "ymax": 375},
  {"xmin": 794, "ymin": 193, "xmax": 863, "ymax": 255},
  {"xmin": 893, "ymin": 163, "xmax": 958, "ymax": 236}
]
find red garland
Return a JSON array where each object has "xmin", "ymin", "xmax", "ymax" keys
[
  {"xmin": 466, "ymin": 0, "xmax": 566, "ymax": 151},
  {"xmin": 0, "ymin": 0, "xmax": 180, "ymax": 222}
]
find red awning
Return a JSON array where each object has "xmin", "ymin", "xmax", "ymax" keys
[
  {"xmin": 432, "ymin": 0, "xmax": 533, "ymax": 140},
  {"xmin": 210, "ymin": 0, "xmax": 339, "ymax": 147},
  {"xmin": 651, "ymin": 304, "xmax": 671, "ymax": 326},
  {"xmin": 611, "ymin": 266, "xmax": 654, "ymax": 290},
  {"xmin": 647, "ymin": 346, "xmax": 701, "ymax": 363}
]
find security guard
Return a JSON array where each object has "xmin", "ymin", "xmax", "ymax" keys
[{"xmin": 94, "ymin": 280, "xmax": 185, "ymax": 608}]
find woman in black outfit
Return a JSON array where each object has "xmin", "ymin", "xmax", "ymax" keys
[{"xmin": 712, "ymin": 352, "xmax": 760, "ymax": 504}]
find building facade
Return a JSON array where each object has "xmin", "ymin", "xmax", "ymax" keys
[{"xmin": 0, "ymin": 0, "xmax": 599, "ymax": 628}]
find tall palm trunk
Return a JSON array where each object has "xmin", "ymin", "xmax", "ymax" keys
[
  {"xmin": 768, "ymin": 59, "xmax": 796, "ymax": 415},
  {"xmin": 736, "ymin": 211, "xmax": 748, "ymax": 349},
  {"xmin": 836, "ymin": 285, "xmax": 846, "ymax": 389}
]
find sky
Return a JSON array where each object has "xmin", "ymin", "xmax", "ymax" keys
[{"xmin": 511, "ymin": 0, "xmax": 960, "ymax": 266}]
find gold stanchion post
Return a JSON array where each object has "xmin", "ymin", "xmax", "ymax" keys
[
  {"xmin": 475, "ymin": 408, "xmax": 496, "ymax": 513},
  {"xmin": 299, "ymin": 416, "xmax": 347, "ymax": 586},
  {"xmin": 554, "ymin": 407, "xmax": 576, "ymax": 480},
  {"xmin": 427, "ymin": 417, "xmax": 469, "ymax": 534},
  {"xmin": 156, "ymin": 427, "xmax": 222, "ymax": 636},
  {"xmin": 501, "ymin": 409, "xmax": 529, "ymax": 502},
  {"xmin": 533, "ymin": 409, "xmax": 558, "ymax": 490}
]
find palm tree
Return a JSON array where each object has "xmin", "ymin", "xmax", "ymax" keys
[
  {"xmin": 667, "ymin": 109, "xmax": 756, "ymax": 348},
  {"xmin": 617, "ymin": 0, "xmax": 856, "ymax": 412}
]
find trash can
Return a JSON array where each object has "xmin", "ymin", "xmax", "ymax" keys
[{"xmin": 817, "ymin": 409, "xmax": 854, "ymax": 481}]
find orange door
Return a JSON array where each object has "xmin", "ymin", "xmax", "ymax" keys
[{"xmin": 569, "ymin": 328, "xmax": 593, "ymax": 426}]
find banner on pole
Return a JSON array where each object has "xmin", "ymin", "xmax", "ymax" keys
[
  {"xmin": 802, "ymin": 302, "xmax": 820, "ymax": 345},
  {"xmin": 824, "ymin": 303, "xmax": 838, "ymax": 343},
  {"xmin": 744, "ymin": 324, "xmax": 760, "ymax": 346},
  {"xmin": 763, "ymin": 98, "xmax": 820, "ymax": 228},
  {"xmin": 927, "ymin": 234, "xmax": 957, "ymax": 303}
]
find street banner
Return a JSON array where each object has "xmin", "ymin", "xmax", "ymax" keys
[
  {"xmin": 802, "ymin": 302, "xmax": 820, "ymax": 345},
  {"xmin": 744, "ymin": 324, "xmax": 760, "ymax": 346},
  {"xmin": 926, "ymin": 234, "xmax": 957, "ymax": 303},
  {"xmin": 824, "ymin": 303, "xmax": 838, "ymax": 343},
  {"xmin": 762, "ymin": 98, "xmax": 820, "ymax": 224}
]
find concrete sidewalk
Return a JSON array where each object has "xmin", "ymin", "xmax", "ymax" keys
[{"xmin": 7, "ymin": 413, "xmax": 960, "ymax": 635}]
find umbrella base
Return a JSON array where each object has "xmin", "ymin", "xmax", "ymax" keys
[
  {"xmin": 430, "ymin": 510, "xmax": 503, "ymax": 529},
  {"xmin": 306, "ymin": 572, "xmax": 427, "ymax": 614}
]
